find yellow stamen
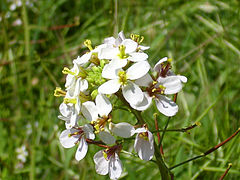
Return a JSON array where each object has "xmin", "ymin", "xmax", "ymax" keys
[
  {"xmin": 62, "ymin": 67, "xmax": 75, "ymax": 75},
  {"xmin": 63, "ymin": 98, "xmax": 77, "ymax": 104},
  {"xmin": 54, "ymin": 87, "xmax": 66, "ymax": 97},
  {"xmin": 84, "ymin": 39, "xmax": 93, "ymax": 51}
]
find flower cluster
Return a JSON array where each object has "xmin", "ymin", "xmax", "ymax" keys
[{"xmin": 55, "ymin": 32, "xmax": 187, "ymax": 179}]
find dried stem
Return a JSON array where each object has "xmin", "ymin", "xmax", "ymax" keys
[
  {"xmin": 153, "ymin": 122, "xmax": 200, "ymax": 133},
  {"xmin": 154, "ymin": 114, "xmax": 164, "ymax": 155},
  {"xmin": 219, "ymin": 163, "xmax": 232, "ymax": 180},
  {"xmin": 86, "ymin": 139, "xmax": 109, "ymax": 148},
  {"xmin": 170, "ymin": 128, "xmax": 240, "ymax": 170}
]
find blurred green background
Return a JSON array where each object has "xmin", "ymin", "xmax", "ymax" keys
[{"xmin": 0, "ymin": 0, "xmax": 240, "ymax": 179}]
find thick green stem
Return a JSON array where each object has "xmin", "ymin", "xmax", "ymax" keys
[{"xmin": 154, "ymin": 141, "xmax": 173, "ymax": 180}]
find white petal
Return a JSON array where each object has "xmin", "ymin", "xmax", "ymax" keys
[
  {"xmin": 117, "ymin": 31, "xmax": 125, "ymax": 44},
  {"xmin": 99, "ymin": 47, "xmax": 118, "ymax": 59},
  {"xmin": 177, "ymin": 75, "xmax": 188, "ymax": 83},
  {"xmin": 128, "ymin": 52, "xmax": 148, "ymax": 62},
  {"xmin": 94, "ymin": 150, "xmax": 109, "ymax": 175},
  {"xmin": 126, "ymin": 61, "xmax": 150, "ymax": 80},
  {"xmin": 75, "ymin": 138, "xmax": 88, "ymax": 161},
  {"xmin": 155, "ymin": 95, "xmax": 178, "ymax": 117},
  {"xmin": 138, "ymin": 45, "xmax": 150, "ymax": 50},
  {"xmin": 69, "ymin": 111, "xmax": 79, "ymax": 128},
  {"xmin": 98, "ymin": 79, "xmax": 121, "ymax": 95},
  {"xmin": 74, "ymin": 53, "xmax": 91, "ymax": 65},
  {"xmin": 75, "ymin": 98, "xmax": 81, "ymax": 115},
  {"xmin": 82, "ymin": 101, "xmax": 98, "ymax": 121},
  {"xmin": 110, "ymin": 122, "xmax": 135, "ymax": 138},
  {"xmin": 158, "ymin": 76, "xmax": 182, "ymax": 95},
  {"xmin": 59, "ymin": 103, "xmax": 72, "ymax": 117},
  {"xmin": 96, "ymin": 94, "xmax": 112, "ymax": 117},
  {"xmin": 109, "ymin": 153, "xmax": 123, "ymax": 180},
  {"xmin": 121, "ymin": 39, "xmax": 138, "ymax": 53},
  {"xmin": 82, "ymin": 124, "xmax": 95, "ymax": 140},
  {"xmin": 79, "ymin": 79, "xmax": 88, "ymax": 92},
  {"xmin": 104, "ymin": 37, "xmax": 116, "ymax": 45},
  {"xmin": 65, "ymin": 75, "xmax": 75, "ymax": 89},
  {"xmin": 99, "ymin": 131, "xmax": 116, "ymax": 145},
  {"xmin": 134, "ymin": 132, "xmax": 154, "ymax": 161},
  {"xmin": 130, "ymin": 92, "xmax": 152, "ymax": 111},
  {"xmin": 59, "ymin": 129, "xmax": 79, "ymax": 148},
  {"xmin": 122, "ymin": 82, "xmax": 143, "ymax": 105},
  {"xmin": 134, "ymin": 128, "xmax": 147, "ymax": 134},
  {"xmin": 153, "ymin": 57, "xmax": 168, "ymax": 72},
  {"xmin": 58, "ymin": 115, "xmax": 69, "ymax": 121},
  {"xmin": 102, "ymin": 60, "xmax": 121, "ymax": 79},
  {"xmin": 134, "ymin": 73, "xmax": 153, "ymax": 87}
]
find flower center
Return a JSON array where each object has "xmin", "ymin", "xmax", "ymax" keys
[
  {"xmin": 92, "ymin": 115, "xmax": 112, "ymax": 134},
  {"xmin": 146, "ymin": 81, "xmax": 166, "ymax": 98},
  {"xmin": 103, "ymin": 144, "xmax": 122, "ymax": 160},
  {"xmin": 139, "ymin": 132, "xmax": 149, "ymax": 141},
  {"xmin": 159, "ymin": 59, "xmax": 172, "ymax": 77},
  {"xmin": 118, "ymin": 71, "xmax": 128, "ymax": 85},
  {"xmin": 118, "ymin": 45, "xmax": 129, "ymax": 59}
]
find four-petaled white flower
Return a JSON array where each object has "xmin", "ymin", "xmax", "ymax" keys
[
  {"xmin": 81, "ymin": 94, "xmax": 115, "ymax": 145},
  {"xmin": 98, "ymin": 61, "xmax": 150, "ymax": 106},
  {"xmin": 99, "ymin": 38, "xmax": 148, "ymax": 68},
  {"xmin": 59, "ymin": 124, "xmax": 95, "ymax": 161},
  {"xmin": 134, "ymin": 127, "xmax": 154, "ymax": 161},
  {"xmin": 94, "ymin": 144, "xmax": 123, "ymax": 180}
]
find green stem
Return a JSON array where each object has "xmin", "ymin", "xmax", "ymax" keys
[{"xmin": 116, "ymin": 91, "xmax": 172, "ymax": 179}]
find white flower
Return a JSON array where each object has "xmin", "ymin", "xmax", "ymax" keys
[
  {"xmin": 98, "ymin": 61, "xmax": 150, "ymax": 106},
  {"xmin": 109, "ymin": 122, "xmax": 135, "ymax": 138},
  {"xmin": 104, "ymin": 31, "xmax": 125, "ymax": 46},
  {"xmin": 16, "ymin": 145, "xmax": 28, "ymax": 163},
  {"xmin": 134, "ymin": 128, "xmax": 154, "ymax": 161},
  {"xmin": 63, "ymin": 60, "xmax": 88, "ymax": 95},
  {"xmin": 58, "ymin": 102, "xmax": 79, "ymax": 129},
  {"xmin": 94, "ymin": 145, "xmax": 123, "ymax": 180},
  {"xmin": 82, "ymin": 94, "xmax": 115, "ymax": 145},
  {"xmin": 131, "ymin": 57, "xmax": 187, "ymax": 116},
  {"xmin": 99, "ymin": 39, "xmax": 148, "ymax": 68},
  {"xmin": 132, "ymin": 73, "xmax": 180, "ymax": 116},
  {"xmin": 59, "ymin": 124, "xmax": 95, "ymax": 161}
]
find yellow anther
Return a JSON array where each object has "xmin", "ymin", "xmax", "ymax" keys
[
  {"xmin": 94, "ymin": 124, "xmax": 100, "ymax": 131},
  {"xmin": 167, "ymin": 58, "xmax": 172, "ymax": 63},
  {"xmin": 90, "ymin": 121, "xmax": 95, "ymax": 125},
  {"xmin": 152, "ymin": 88, "xmax": 157, "ymax": 93},
  {"xmin": 139, "ymin": 133, "xmax": 149, "ymax": 141},
  {"xmin": 94, "ymin": 130, "xmax": 99, "ymax": 134},
  {"xmin": 159, "ymin": 85, "xmax": 166, "ymax": 90},
  {"xmin": 152, "ymin": 95, "xmax": 156, "ymax": 98},
  {"xmin": 107, "ymin": 118, "xmax": 112, "ymax": 122},
  {"xmin": 68, "ymin": 133, "xmax": 72, "ymax": 137},
  {"xmin": 100, "ymin": 128, "xmax": 105, "ymax": 131},
  {"xmin": 152, "ymin": 81, "xmax": 157, "ymax": 85},
  {"xmin": 103, "ymin": 151, "xmax": 108, "ymax": 160},
  {"xmin": 63, "ymin": 98, "xmax": 77, "ymax": 104},
  {"xmin": 54, "ymin": 87, "xmax": 66, "ymax": 97},
  {"xmin": 118, "ymin": 71, "xmax": 128, "ymax": 85},
  {"xmin": 73, "ymin": 132, "xmax": 78, "ymax": 135},
  {"xmin": 139, "ymin": 36, "xmax": 144, "ymax": 44},
  {"xmin": 84, "ymin": 39, "xmax": 93, "ymax": 51},
  {"xmin": 62, "ymin": 67, "xmax": 75, "ymax": 75}
]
